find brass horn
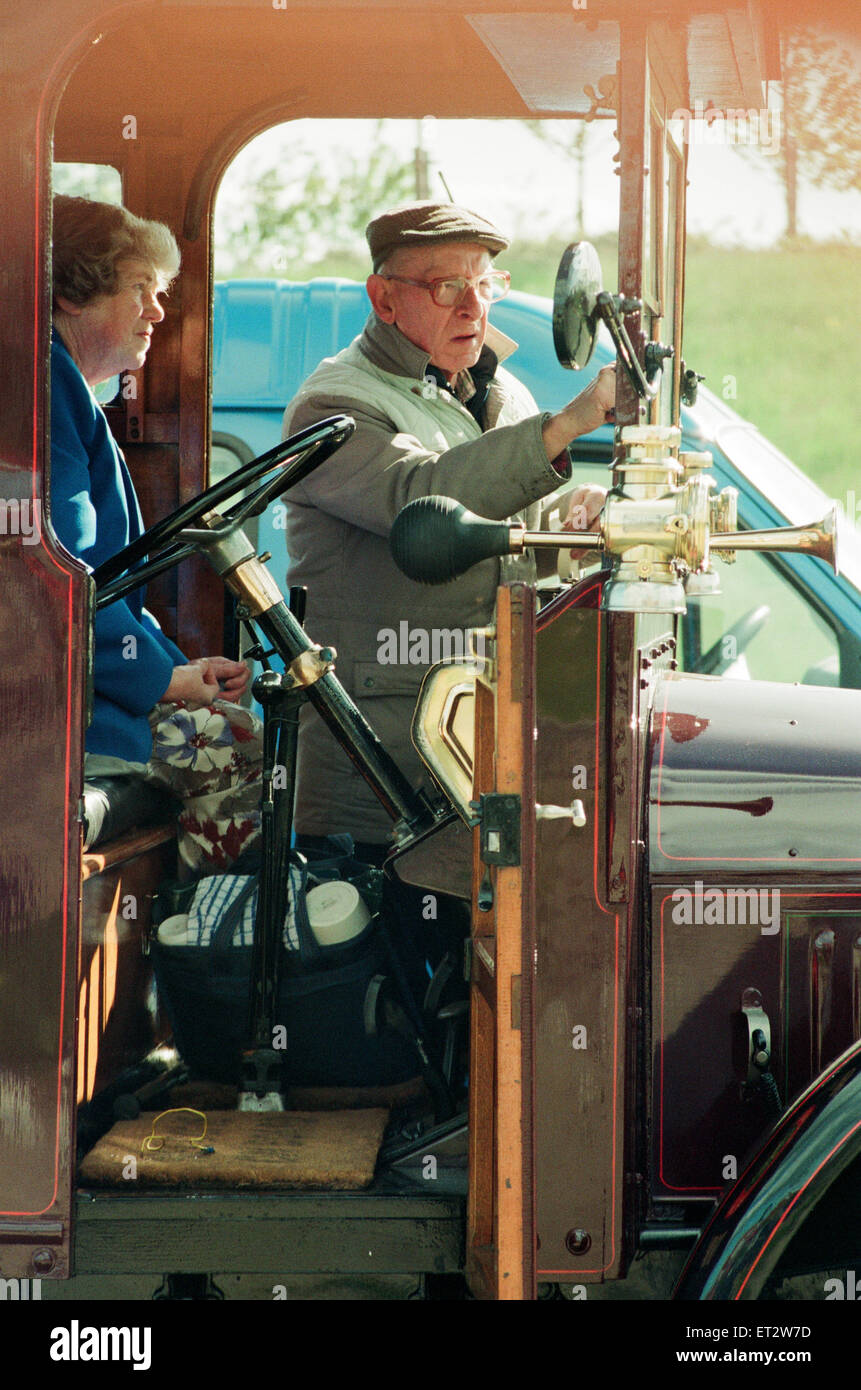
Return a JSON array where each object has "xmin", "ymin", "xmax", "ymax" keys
[{"xmin": 710, "ymin": 505, "xmax": 839, "ymax": 574}]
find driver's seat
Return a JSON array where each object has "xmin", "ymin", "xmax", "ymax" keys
[{"xmin": 82, "ymin": 774, "xmax": 178, "ymax": 851}]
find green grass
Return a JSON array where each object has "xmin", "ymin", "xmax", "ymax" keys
[
  {"xmin": 504, "ymin": 236, "xmax": 860, "ymax": 501},
  {"xmin": 682, "ymin": 239, "xmax": 860, "ymax": 500}
]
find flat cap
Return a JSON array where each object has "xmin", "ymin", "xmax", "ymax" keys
[{"xmin": 366, "ymin": 200, "xmax": 510, "ymax": 271}]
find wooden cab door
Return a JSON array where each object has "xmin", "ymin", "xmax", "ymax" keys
[{"xmin": 466, "ymin": 584, "xmax": 537, "ymax": 1300}]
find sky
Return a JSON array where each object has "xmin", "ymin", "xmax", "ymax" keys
[{"xmin": 216, "ymin": 114, "xmax": 861, "ymax": 260}]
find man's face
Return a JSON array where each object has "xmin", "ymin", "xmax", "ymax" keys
[
  {"xmin": 368, "ymin": 242, "xmax": 493, "ymax": 379},
  {"xmin": 66, "ymin": 258, "xmax": 168, "ymax": 385}
]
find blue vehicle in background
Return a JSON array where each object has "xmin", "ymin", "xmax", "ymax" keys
[{"xmin": 212, "ymin": 278, "xmax": 861, "ymax": 690}]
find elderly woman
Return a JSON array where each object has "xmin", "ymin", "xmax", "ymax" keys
[{"xmin": 51, "ymin": 194, "xmax": 261, "ymax": 873}]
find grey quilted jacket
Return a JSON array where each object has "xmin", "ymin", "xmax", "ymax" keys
[{"xmin": 280, "ymin": 312, "xmax": 566, "ymax": 844}]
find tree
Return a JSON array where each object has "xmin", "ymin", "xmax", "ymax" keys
[
  {"xmin": 215, "ymin": 120, "xmax": 415, "ymax": 277},
  {"xmin": 735, "ymin": 26, "xmax": 861, "ymax": 239},
  {"xmin": 52, "ymin": 162, "xmax": 122, "ymax": 204},
  {"xmin": 523, "ymin": 119, "xmax": 592, "ymax": 240}
]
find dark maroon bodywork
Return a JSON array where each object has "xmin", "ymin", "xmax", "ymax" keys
[
  {"xmin": 2, "ymin": 0, "xmax": 859, "ymax": 1298},
  {"xmin": 648, "ymin": 673, "xmax": 861, "ymax": 1213}
]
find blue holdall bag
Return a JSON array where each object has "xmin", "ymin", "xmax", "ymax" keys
[{"xmin": 149, "ymin": 843, "xmax": 421, "ymax": 1089}]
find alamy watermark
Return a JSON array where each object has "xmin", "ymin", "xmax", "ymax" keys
[
  {"xmin": 0, "ymin": 498, "xmax": 41, "ymax": 545},
  {"xmin": 824, "ymin": 1271, "xmax": 861, "ymax": 1300},
  {"xmin": 49, "ymin": 1322, "xmax": 151, "ymax": 1371},
  {"xmin": 842, "ymin": 490, "xmax": 861, "ymax": 529},
  {"xmin": 0, "ymin": 1277, "xmax": 41, "ymax": 1299},
  {"xmin": 670, "ymin": 881, "xmax": 780, "ymax": 935},
  {"xmin": 670, "ymin": 102, "xmax": 781, "ymax": 155},
  {"xmin": 377, "ymin": 622, "xmax": 486, "ymax": 666}
]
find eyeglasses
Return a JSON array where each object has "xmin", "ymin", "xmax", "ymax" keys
[{"xmin": 382, "ymin": 270, "xmax": 511, "ymax": 308}]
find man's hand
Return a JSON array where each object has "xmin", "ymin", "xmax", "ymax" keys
[
  {"xmin": 542, "ymin": 363, "xmax": 616, "ymax": 464},
  {"xmin": 561, "ymin": 483, "xmax": 607, "ymax": 561},
  {"xmin": 569, "ymin": 363, "xmax": 617, "ymax": 432},
  {"xmin": 162, "ymin": 657, "xmax": 252, "ymax": 706}
]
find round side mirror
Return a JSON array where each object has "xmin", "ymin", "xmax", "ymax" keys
[{"xmin": 552, "ymin": 240, "xmax": 603, "ymax": 370}]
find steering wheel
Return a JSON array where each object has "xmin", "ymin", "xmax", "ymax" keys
[
  {"xmin": 691, "ymin": 604, "xmax": 771, "ymax": 676},
  {"xmin": 94, "ymin": 415, "xmax": 354, "ymax": 608}
]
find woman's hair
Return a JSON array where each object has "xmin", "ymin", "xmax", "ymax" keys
[{"xmin": 52, "ymin": 195, "xmax": 181, "ymax": 307}]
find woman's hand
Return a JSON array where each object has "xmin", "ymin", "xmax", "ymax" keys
[
  {"xmin": 189, "ymin": 655, "xmax": 252, "ymax": 701},
  {"xmin": 162, "ymin": 663, "xmax": 221, "ymax": 706},
  {"xmin": 162, "ymin": 657, "xmax": 251, "ymax": 706}
]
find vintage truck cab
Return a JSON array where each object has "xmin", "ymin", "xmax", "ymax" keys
[{"xmin": 1, "ymin": 0, "xmax": 859, "ymax": 1308}]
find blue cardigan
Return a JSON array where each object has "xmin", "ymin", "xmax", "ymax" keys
[{"xmin": 50, "ymin": 337, "xmax": 187, "ymax": 762}]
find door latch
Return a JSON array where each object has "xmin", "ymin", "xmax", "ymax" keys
[{"xmin": 470, "ymin": 793, "xmax": 521, "ymax": 868}]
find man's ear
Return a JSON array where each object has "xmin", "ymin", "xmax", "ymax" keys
[
  {"xmin": 54, "ymin": 294, "xmax": 83, "ymax": 317},
  {"xmin": 366, "ymin": 273, "xmax": 397, "ymax": 323}
]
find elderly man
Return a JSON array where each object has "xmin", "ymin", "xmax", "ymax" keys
[{"xmin": 281, "ymin": 201, "xmax": 614, "ymax": 857}]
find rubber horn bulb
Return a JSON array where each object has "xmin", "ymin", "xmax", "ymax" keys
[{"xmin": 389, "ymin": 496, "xmax": 517, "ymax": 585}]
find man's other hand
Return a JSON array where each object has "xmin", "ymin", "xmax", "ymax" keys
[{"xmin": 561, "ymin": 483, "xmax": 607, "ymax": 561}]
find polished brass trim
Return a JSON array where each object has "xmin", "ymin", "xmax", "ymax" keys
[
  {"xmin": 412, "ymin": 661, "xmax": 483, "ymax": 825},
  {"xmin": 223, "ymin": 556, "xmax": 285, "ymax": 616}
]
